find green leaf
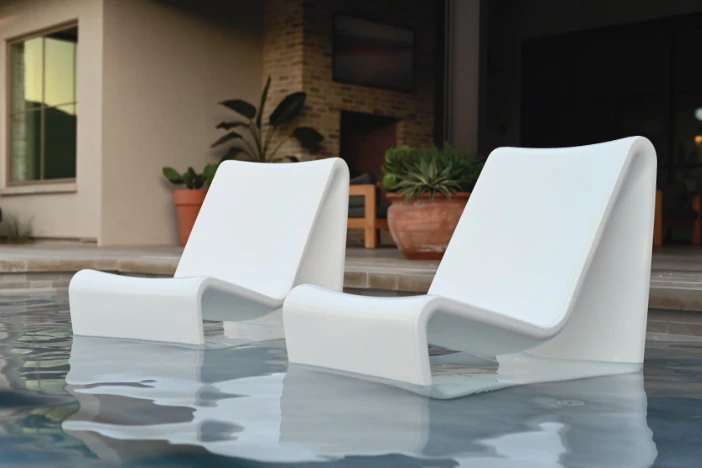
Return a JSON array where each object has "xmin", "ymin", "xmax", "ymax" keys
[
  {"xmin": 437, "ymin": 186, "xmax": 452, "ymax": 199},
  {"xmin": 211, "ymin": 131, "xmax": 243, "ymax": 148},
  {"xmin": 193, "ymin": 173, "xmax": 206, "ymax": 189},
  {"xmin": 256, "ymin": 76, "xmax": 271, "ymax": 130},
  {"xmin": 162, "ymin": 167, "xmax": 184, "ymax": 185},
  {"xmin": 220, "ymin": 146, "xmax": 245, "ymax": 163},
  {"xmin": 216, "ymin": 121, "xmax": 249, "ymax": 131},
  {"xmin": 182, "ymin": 167, "xmax": 197, "ymax": 189},
  {"xmin": 382, "ymin": 173, "xmax": 397, "ymax": 191},
  {"xmin": 269, "ymin": 92, "xmax": 306, "ymax": 127},
  {"xmin": 203, "ymin": 163, "xmax": 218, "ymax": 187},
  {"xmin": 292, "ymin": 127, "xmax": 324, "ymax": 148},
  {"xmin": 220, "ymin": 100, "xmax": 256, "ymax": 120},
  {"xmin": 279, "ymin": 155, "xmax": 300, "ymax": 163}
]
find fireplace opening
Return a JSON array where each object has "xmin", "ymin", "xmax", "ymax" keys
[{"xmin": 340, "ymin": 111, "xmax": 399, "ymax": 184}]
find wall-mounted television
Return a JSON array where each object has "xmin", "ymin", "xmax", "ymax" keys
[{"xmin": 332, "ymin": 14, "xmax": 416, "ymax": 93}]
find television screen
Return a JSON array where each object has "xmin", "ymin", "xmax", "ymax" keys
[{"xmin": 333, "ymin": 15, "xmax": 415, "ymax": 93}]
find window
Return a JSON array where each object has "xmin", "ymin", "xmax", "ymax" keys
[{"xmin": 7, "ymin": 24, "xmax": 77, "ymax": 183}]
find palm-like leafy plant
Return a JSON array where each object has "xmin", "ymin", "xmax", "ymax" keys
[{"xmin": 212, "ymin": 76, "xmax": 324, "ymax": 163}]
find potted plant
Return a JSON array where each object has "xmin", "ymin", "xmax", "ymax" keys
[
  {"xmin": 162, "ymin": 164, "xmax": 218, "ymax": 246},
  {"xmin": 212, "ymin": 76, "xmax": 324, "ymax": 162},
  {"xmin": 382, "ymin": 144, "xmax": 484, "ymax": 260}
]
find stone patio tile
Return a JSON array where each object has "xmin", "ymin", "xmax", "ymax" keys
[
  {"xmin": 647, "ymin": 332, "xmax": 702, "ymax": 343},
  {"xmin": 367, "ymin": 272, "xmax": 399, "ymax": 290},
  {"xmin": 117, "ymin": 260, "xmax": 177, "ymax": 276},
  {"xmin": 0, "ymin": 260, "xmax": 29, "ymax": 272},
  {"xmin": 668, "ymin": 322, "xmax": 702, "ymax": 338},
  {"xmin": 343, "ymin": 271, "xmax": 368, "ymax": 289},
  {"xmin": 646, "ymin": 321, "xmax": 669, "ymax": 334},
  {"xmin": 684, "ymin": 312, "xmax": 702, "ymax": 324},
  {"xmin": 649, "ymin": 287, "xmax": 702, "ymax": 311},
  {"xmin": 397, "ymin": 274, "xmax": 433, "ymax": 293},
  {"xmin": 648, "ymin": 309, "xmax": 687, "ymax": 323}
]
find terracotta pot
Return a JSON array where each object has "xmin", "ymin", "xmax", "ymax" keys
[
  {"xmin": 173, "ymin": 189, "xmax": 207, "ymax": 246},
  {"xmin": 387, "ymin": 192, "xmax": 470, "ymax": 260}
]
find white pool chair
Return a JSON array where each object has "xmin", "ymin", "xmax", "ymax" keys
[
  {"xmin": 283, "ymin": 137, "xmax": 657, "ymax": 396},
  {"xmin": 69, "ymin": 158, "xmax": 349, "ymax": 346}
]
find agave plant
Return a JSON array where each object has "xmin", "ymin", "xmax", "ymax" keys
[
  {"xmin": 394, "ymin": 157, "xmax": 463, "ymax": 200},
  {"xmin": 162, "ymin": 164, "xmax": 218, "ymax": 189},
  {"xmin": 212, "ymin": 76, "xmax": 324, "ymax": 163},
  {"xmin": 382, "ymin": 144, "xmax": 484, "ymax": 200}
]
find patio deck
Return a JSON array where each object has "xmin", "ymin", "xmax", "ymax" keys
[
  {"xmin": 0, "ymin": 243, "xmax": 700, "ymax": 312},
  {"xmin": 1, "ymin": 242, "xmax": 702, "ymax": 342}
]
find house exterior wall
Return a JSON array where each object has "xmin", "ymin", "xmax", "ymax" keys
[
  {"xmin": 262, "ymin": 0, "xmax": 436, "ymax": 161},
  {"xmin": 100, "ymin": 0, "xmax": 263, "ymax": 245},
  {"xmin": 0, "ymin": 0, "xmax": 104, "ymax": 241}
]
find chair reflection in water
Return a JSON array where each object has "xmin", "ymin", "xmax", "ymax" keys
[{"xmin": 62, "ymin": 338, "xmax": 657, "ymax": 467}]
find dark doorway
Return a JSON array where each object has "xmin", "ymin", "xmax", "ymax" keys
[
  {"xmin": 340, "ymin": 111, "xmax": 398, "ymax": 182},
  {"xmin": 521, "ymin": 13, "xmax": 702, "ymax": 181},
  {"xmin": 521, "ymin": 13, "xmax": 702, "ymax": 244}
]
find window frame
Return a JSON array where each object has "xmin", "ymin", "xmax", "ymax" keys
[{"xmin": 5, "ymin": 20, "xmax": 78, "ymax": 187}]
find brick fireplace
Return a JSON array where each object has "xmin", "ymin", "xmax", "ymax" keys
[
  {"xmin": 262, "ymin": 0, "xmax": 438, "ymax": 168},
  {"xmin": 340, "ymin": 111, "xmax": 398, "ymax": 180}
]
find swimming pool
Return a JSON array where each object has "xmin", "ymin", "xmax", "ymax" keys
[{"xmin": 0, "ymin": 293, "xmax": 700, "ymax": 467}]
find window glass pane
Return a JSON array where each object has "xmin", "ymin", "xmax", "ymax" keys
[
  {"xmin": 9, "ymin": 38, "xmax": 43, "ymax": 113},
  {"xmin": 9, "ymin": 111, "xmax": 42, "ymax": 181},
  {"xmin": 44, "ymin": 28, "xmax": 77, "ymax": 107},
  {"xmin": 43, "ymin": 104, "xmax": 76, "ymax": 179}
]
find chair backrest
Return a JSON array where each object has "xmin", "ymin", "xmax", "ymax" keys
[
  {"xmin": 429, "ymin": 137, "xmax": 655, "ymax": 329},
  {"xmin": 175, "ymin": 158, "xmax": 348, "ymax": 300}
]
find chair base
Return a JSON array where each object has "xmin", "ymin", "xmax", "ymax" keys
[
  {"xmin": 290, "ymin": 352, "xmax": 641, "ymax": 400},
  {"xmin": 283, "ymin": 283, "xmax": 647, "ymax": 399}
]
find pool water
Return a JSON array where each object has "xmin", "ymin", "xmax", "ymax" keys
[{"xmin": 0, "ymin": 294, "xmax": 701, "ymax": 467}]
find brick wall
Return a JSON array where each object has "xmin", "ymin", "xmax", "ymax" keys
[
  {"xmin": 262, "ymin": 0, "xmax": 305, "ymax": 160},
  {"xmin": 262, "ymin": 0, "xmax": 436, "ymax": 161}
]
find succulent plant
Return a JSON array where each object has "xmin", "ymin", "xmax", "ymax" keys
[{"xmin": 381, "ymin": 144, "xmax": 484, "ymax": 200}]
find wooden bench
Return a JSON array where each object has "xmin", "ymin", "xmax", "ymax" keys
[{"xmin": 347, "ymin": 184, "xmax": 388, "ymax": 249}]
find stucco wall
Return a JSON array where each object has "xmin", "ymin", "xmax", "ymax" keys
[
  {"xmin": 0, "ymin": 0, "xmax": 103, "ymax": 241},
  {"xmin": 100, "ymin": 0, "xmax": 263, "ymax": 245}
]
